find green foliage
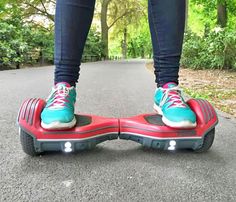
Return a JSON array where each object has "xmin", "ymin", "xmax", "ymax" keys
[
  {"xmin": 127, "ymin": 18, "xmax": 152, "ymax": 59},
  {"xmin": 0, "ymin": 1, "xmax": 104, "ymax": 68},
  {"xmin": 188, "ymin": 0, "xmax": 236, "ymax": 31},
  {"xmin": 0, "ymin": 16, "xmax": 54, "ymax": 68},
  {"xmin": 25, "ymin": 26, "xmax": 54, "ymax": 64},
  {"xmin": 181, "ymin": 28, "xmax": 236, "ymax": 70},
  {"xmin": 0, "ymin": 8, "xmax": 28, "ymax": 68},
  {"xmin": 0, "ymin": 1, "xmax": 55, "ymax": 69},
  {"xmin": 109, "ymin": 0, "xmax": 152, "ymax": 59},
  {"xmin": 83, "ymin": 27, "xmax": 104, "ymax": 59},
  {"xmin": 1, "ymin": 0, "xmax": 236, "ymax": 70}
]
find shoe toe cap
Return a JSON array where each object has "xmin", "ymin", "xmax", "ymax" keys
[
  {"xmin": 41, "ymin": 109, "xmax": 74, "ymax": 124},
  {"xmin": 164, "ymin": 108, "xmax": 196, "ymax": 123}
]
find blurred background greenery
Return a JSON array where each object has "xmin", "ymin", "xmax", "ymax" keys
[{"xmin": 0, "ymin": 0, "xmax": 235, "ymax": 71}]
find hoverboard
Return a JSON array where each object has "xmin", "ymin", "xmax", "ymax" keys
[{"xmin": 17, "ymin": 98, "xmax": 218, "ymax": 156}]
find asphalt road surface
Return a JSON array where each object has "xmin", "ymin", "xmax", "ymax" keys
[{"xmin": 0, "ymin": 60, "xmax": 235, "ymax": 202}]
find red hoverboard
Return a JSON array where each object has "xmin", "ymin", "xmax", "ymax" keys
[{"xmin": 17, "ymin": 98, "xmax": 218, "ymax": 156}]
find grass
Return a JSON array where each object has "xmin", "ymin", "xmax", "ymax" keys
[{"xmin": 182, "ymin": 87, "xmax": 235, "ymax": 115}]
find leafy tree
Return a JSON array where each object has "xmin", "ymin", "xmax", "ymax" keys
[
  {"xmin": 181, "ymin": 29, "xmax": 236, "ymax": 70},
  {"xmin": 0, "ymin": 2, "xmax": 54, "ymax": 69},
  {"xmin": 182, "ymin": 0, "xmax": 236, "ymax": 70},
  {"xmin": 189, "ymin": 0, "xmax": 236, "ymax": 30},
  {"xmin": 127, "ymin": 18, "xmax": 152, "ymax": 59},
  {"xmin": 108, "ymin": 0, "xmax": 151, "ymax": 59},
  {"xmin": 25, "ymin": 25, "xmax": 54, "ymax": 64},
  {"xmin": 109, "ymin": 0, "xmax": 146, "ymax": 59},
  {"xmin": 82, "ymin": 27, "xmax": 104, "ymax": 61},
  {"xmin": 217, "ymin": 0, "xmax": 227, "ymax": 27},
  {"xmin": 0, "ymin": 5, "xmax": 28, "ymax": 69},
  {"xmin": 15, "ymin": 0, "xmax": 55, "ymax": 22},
  {"xmin": 1, "ymin": 0, "xmax": 235, "ymax": 70},
  {"xmin": 97, "ymin": 0, "xmax": 144, "ymax": 58}
]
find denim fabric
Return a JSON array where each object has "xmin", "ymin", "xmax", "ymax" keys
[
  {"xmin": 54, "ymin": 0, "xmax": 185, "ymax": 87},
  {"xmin": 148, "ymin": 0, "xmax": 186, "ymax": 87},
  {"xmin": 54, "ymin": 0, "xmax": 96, "ymax": 86}
]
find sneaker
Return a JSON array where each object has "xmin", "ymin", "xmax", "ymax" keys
[
  {"xmin": 41, "ymin": 82, "xmax": 76, "ymax": 130},
  {"xmin": 153, "ymin": 82, "xmax": 196, "ymax": 128}
]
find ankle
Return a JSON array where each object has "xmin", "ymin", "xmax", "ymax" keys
[
  {"xmin": 54, "ymin": 81, "xmax": 76, "ymax": 87},
  {"xmin": 157, "ymin": 81, "xmax": 178, "ymax": 88},
  {"xmin": 162, "ymin": 82, "xmax": 177, "ymax": 88}
]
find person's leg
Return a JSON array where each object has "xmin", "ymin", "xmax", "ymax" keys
[
  {"xmin": 148, "ymin": 0, "xmax": 196, "ymax": 128},
  {"xmin": 148, "ymin": 0, "xmax": 185, "ymax": 87},
  {"xmin": 41, "ymin": 0, "xmax": 96, "ymax": 130},
  {"xmin": 54, "ymin": 0, "xmax": 96, "ymax": 86}
]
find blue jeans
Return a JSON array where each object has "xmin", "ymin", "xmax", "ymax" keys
[{"xmin": 54, "ymin": 0, "xmax": 186, "ymax": 87}]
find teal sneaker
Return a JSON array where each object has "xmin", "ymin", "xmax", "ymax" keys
[
  {"xmin": 154, "ymin": 82, "xmax": 196, "ymax": 128},
  {"xmin": 41, "ymin": 82, "xmax": 76, "ymax": 130}
]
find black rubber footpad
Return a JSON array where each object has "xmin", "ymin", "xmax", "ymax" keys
[
  {"xmin": 144, "ymin": 114, "xmax": 166, "ymax": 126},
  {"xmin": 74, "ymin": 115, "xmax": 92, "ymax": 127}
]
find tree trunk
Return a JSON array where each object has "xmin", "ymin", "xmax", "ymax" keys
[
  {"xmin": 122, "ymin": 27, "xmax": 127, "ymax": 59},
  {"xmin": 185, "ymin": 0, "xmax": 189, "ymax": 31},
  {"xmin": 140, "ymin": 44, "xmax": 144, "ymax": 58},
  {"xmin": 130, "ymin": 40, "xmax": 136, "ymax": 58},
  {"xmin": 101, "ymin": 0, "xmax": 111, "ymax": 59},
  {"xmin": 16, "ymin": 51, "xmax": 20, "ymax": 69},
  {"xmin": 16, "ymin": 63, "xmax": 20, "ymax": 69},
  {"xmin": 217, "ymin": 0, "xmax": 227, "ymax": 28},
  {"xmin": 39, "ymin": 49, "xmax": 45, "ymax": 66}
]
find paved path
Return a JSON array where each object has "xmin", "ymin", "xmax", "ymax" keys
[{"xmin": 0, "ymin": 60, "xmax": 235, "ymax": 201}]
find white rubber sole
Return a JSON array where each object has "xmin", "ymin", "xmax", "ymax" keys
[
  {"xmin": 41, "ymin": 116, "xmax": 77, "ymax": 130},
  {"xmin": 153, "ymin": 103, "xmax": 197, "ymax": 129}
]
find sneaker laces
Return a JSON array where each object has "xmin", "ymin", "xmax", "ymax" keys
[
  {"xmin": 47, "ymin": 85, "xmax": 73, "ymax": 109},
  {"xmin": 159, "ymin": 86, "xmax": 186, "ymax": 108}
]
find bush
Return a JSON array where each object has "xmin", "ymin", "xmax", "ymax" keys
[
  {"xmin": 25, "ymin": 27, "xmax": 54, "ymax": 64},
  {"xmin": 0, "ymin": 21, "xmax": 28, "ymax": 68},
  {"xmin": 181, "ymin": 28, "xmax": 236, "ymax": 70},
  {"xmin": 82, "ymin": 27, "xmax": 104, "ymax": 61},
  {"xmin": 0, "ymin": 12, "xmax": 54, "ymax": 69}
]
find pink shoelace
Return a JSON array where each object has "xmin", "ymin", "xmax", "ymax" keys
[
  {"xmin": 47, "ymin": 85, "xmax": 71, "ymax": 109},
  {"xmin": 160, "ymin": 86, "xmax": 186, "ymax": 108}
]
